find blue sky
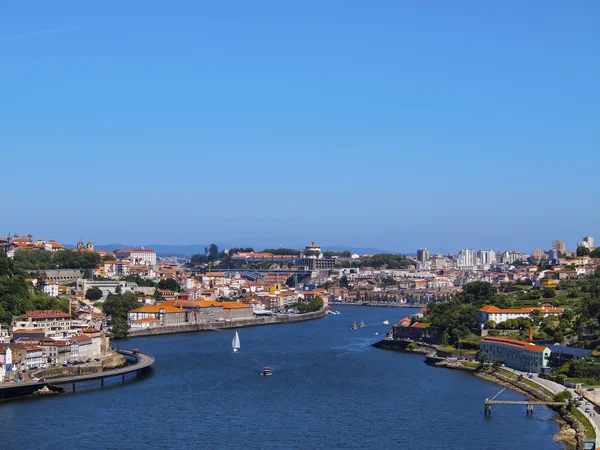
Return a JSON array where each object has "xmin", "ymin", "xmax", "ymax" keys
[{"xmin": 1, "ymin": 1, "xmax": 599, "ymax": 253}]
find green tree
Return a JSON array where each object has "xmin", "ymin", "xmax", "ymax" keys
[
  {"xmin": 553, "ymin": 390, "xmax": 572, "ymax": 403},
  {"xmin": 85, "ymin": 287, "xmax": 103, "ymax": 301},
  {"xmin": 478, "ymin": 351, "xmax": 489, "ymax": 365},
  {"xmin": 577, "ymin": 246, "xmax": 591, "ymax": 257},
  {"xmin": 158, "ymin": 278, "xmax": 180, "ymax": 292},
  {"xmin": 542, "ymin": 288, "xmax": 556, "ymax": 298},
  {"xmin": 339, "ymin": 276, "xmax": 349, "ymax": 289},
  {"xmin": 208, "ymin": 244, "xmax": 219, "ymax": 261},
  {"xmin": 111, "ymin": 317, "xmax": 129, "ymax": 339},
  {"xmin": 484, "ymin": 320, "xmax": 497, "ymax": 329}
]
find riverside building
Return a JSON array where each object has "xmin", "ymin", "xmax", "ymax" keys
[{"xmin": 480, "ymin": 336, "xmax": 550, "ymax": 373}]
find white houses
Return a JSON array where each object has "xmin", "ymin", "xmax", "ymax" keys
[{"xmin": 478, "ymin": 305, "xmax": 563, "ymax": 326}]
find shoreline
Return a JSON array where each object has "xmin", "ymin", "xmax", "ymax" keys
[
  {"xmin": 124, "ymin": 308, "xmax": 327, "ymax": 339},
  {"xmin": 374, "ymin": 338, "xmax": 583, "ymax": 450}
]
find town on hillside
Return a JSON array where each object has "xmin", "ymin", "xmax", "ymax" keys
[{"xmin": 2, "ymin": 233, "xmax": 600, "ymax": 387}]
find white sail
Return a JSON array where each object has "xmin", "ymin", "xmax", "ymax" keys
[{"xmin": 232, "ymin": 331, "xmax": 241, "ymax": 351}]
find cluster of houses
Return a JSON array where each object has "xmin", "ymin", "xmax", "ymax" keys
[{"xmin": 0, "ymin": 309, "xmax": 110, "ymax": 383}]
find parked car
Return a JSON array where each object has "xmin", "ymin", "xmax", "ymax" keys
[
  {"xmin": 585, "ymin": 408, "xmax": 591, "ymax": 413},
  {"xmin": 31, "ymin": 377, "xmax": 40, "ymax": 381}
]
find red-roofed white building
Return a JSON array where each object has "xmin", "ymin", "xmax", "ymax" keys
[{"xmin": 478, "ymin": 305, "xmax": 563, "ymax": 326}]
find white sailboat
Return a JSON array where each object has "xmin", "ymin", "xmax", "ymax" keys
[
  {"xmin": 232, "ymin": 331, "xmax": 241, "ymax": 353},
  {"xmin": 383, "ymin": 320, "xmax": 389, "ymax": 325}
]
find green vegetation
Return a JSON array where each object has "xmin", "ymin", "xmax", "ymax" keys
[
  {"xmin": 297, "ymin": 296, "xmax": 324, "ymax": 313},
  {"xmin": 553, "ymin": 390, "xmax": 572, "ymax": 403},
  {"xmin": 85, "ymin": 286, "xmax": 103, "ymax": 301},
  {"xmin": 323, "ymin": 250, "xmax": 352, "ymax": 258},
  {"xmin": 406, "ymin": 342, "xmax": 420, "ymax": 351},
  {"xmin": 571, "ymin": 407, "xmax": 596, "ymax": 439},
  {"xmin": 337, "ymin": 253, "xmax": 415, "ymax": 269},
  {"xmin": 553, "ymin": 360, "xmax": 600, "ymax": 381},
  {"xmin": 158, "ymin": 278, "xmax": 181, "ymax": 292},
  {"xmin": 0, "ymin": 251, "xmax": 69, "ymax": 327},
  {"xmin": 13, "ymin": 249, "xmax": 101, "ymax": 270},
  {"xmin": 120, "ymin": 274, "xmax": 157, "ymax": 287},
  {"xmin": 101, "ymin": 292, "xmax": 141, "ymax": 338}
]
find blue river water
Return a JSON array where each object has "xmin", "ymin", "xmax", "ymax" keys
[{"xmin": 0, "ymin": 306, "xmax": 561, "ymax": 449}]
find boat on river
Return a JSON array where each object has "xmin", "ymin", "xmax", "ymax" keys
[
  {"xmin": 352, "ymin": 322, "xmax": 358, "ymax": 330},
  {"xmin": 359, "ymin": 320, "xmax": 366, "ymax": 328},
  {"xmin": 382, "ymin": 320, "xmax": 389, "ymax": 325},
  {"xmin": 261, "ymin": 366, "xmax": 272, "ymax": 376},
  {"xmin": 232, "ymin": 331, "xmax": 241, "ymax": 353}
]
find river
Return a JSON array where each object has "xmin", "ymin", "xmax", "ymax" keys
[{"xmin": 0, "ymin": 306, "xmax": 561, "ymax": 449}]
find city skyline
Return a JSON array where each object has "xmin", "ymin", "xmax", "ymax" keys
[
  {"xmin": 2, "ymin": 2, "xmax": 599, "ymax": 253},
  {"xmin": 1, "ymin": 229, "xmax": 595, "ymax": 256}
]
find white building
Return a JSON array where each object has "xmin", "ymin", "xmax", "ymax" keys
[
  {"xmin": 478, "ymin": 305, "xmax": 563, "ymax": 326},
  {"xmin": 578, "ymin": 236, "xmax": 595, "ymax": 249},
  {"xmin": 479, "ymin": 250, "xmax": 496, "ymax": 267},
  {"xmin": 12, "ymin": 310, "xmax": 77, "ymax": 339},
  {"xmin": 115, "ymin": 247, "xmax": 157, "ymax": 266},
  {"xmin": 42, "ymin": 281, "xmax": 59, "ymax": 297},
  {"xmin": 0, "ymin": 325, "xmax": 10, "ymax": 344},
  {"xmin": 457, "ymin": 249, "xmax": 477, "ymax": 269}
]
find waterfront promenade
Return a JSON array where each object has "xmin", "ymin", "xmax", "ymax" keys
[
  {"xmin": 0, "ymin": 349, "xmax": 154, "ymax": 400},
  {"xmin": 127, "ymin": 308, "xmax": 327, "ymax": 338}
]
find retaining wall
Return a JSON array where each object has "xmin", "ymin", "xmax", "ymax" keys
[{"xmin": 126, "ymin": 309, "xmax": 327, "ymax": 338}]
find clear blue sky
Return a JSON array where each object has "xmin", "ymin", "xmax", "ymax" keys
[{"xmin": 1, "ymin": 1, "xmax": 599, "ymax": 253}]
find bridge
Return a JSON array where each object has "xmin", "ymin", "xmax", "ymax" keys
[
  {"xmin": 0, "ymin": 348, "xmax": 155, "ymax": 401},
  {"xmin": 185, "ymin": 268, "xmax": 313, "ymax": 282},
  {"xmin": 484, "ymin": 388, "xmax": 567, "ymax": 415}
]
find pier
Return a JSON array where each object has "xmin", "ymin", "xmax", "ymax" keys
[
  {"xmin": 0, "ymin": 348, "xmax": 155, "ymax": 401},
  {"xmin": 484, "ymin": 388, "xmax": 567, "ymax": 415}
]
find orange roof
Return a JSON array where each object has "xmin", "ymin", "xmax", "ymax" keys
[
  {"xmin": 411, "ymin": 322, "xmax": 428, "ymax": 328},
  {"xmin": 481, "ymin": 336, "xmax": 548, "ymax": 353},
  {"xmin": 132, "ymin": 318, "xmax": 160, "ymax": 323},
  {"xmin": 479, "ymin": 305, "xmax": 563, "ymax": 314},
  {"xmin": 220, "ymin": 302, "xmax": 250, "ymax": 309},
  {"xmin": 130, "ymin": 305, "xmax": 185, "ymax": 313},
  {"xmin": 399, "ymin": 317, "xmax": 411, "ymax": 325}
]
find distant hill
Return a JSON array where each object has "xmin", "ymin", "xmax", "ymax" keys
[
  {"xmin": 72, "ymin": 243, "xmax": 210, "ymax": 257},
  {"xmin": 69, "ymin": 243, "xmax": 400, "ymax": 257},
  {"xmin": 324, "ymin": 245, "xmax": 390, "ymax": 255}
]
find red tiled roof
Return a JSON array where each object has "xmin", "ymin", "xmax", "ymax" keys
[{"xmin": 481, "ymin": 336, "xmax": 547, "ymax": 353}]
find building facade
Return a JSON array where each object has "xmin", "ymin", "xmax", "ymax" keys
[
  {"xmin": 12, "ymin": 310, "xmax": 76, "ymax": 339},
  {"xmin": 480, "ymin": 336, "xmax": 550, "ymax": 373},
  {"xmin": 478, "ymin": 305, "xmax": 563, "ymax": 326},
  {"xmin": 416, "ymin": 248, "xmax": 430, "ymax": 263},
  {"xmin": 115, "ymin": 248, "xmax": 157, "ymax": 266}
]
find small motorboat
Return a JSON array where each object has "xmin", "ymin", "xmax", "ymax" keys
[
  {"xmin": 359, "ymin": 320, "xmax": 366, "ymax": 328},
  {"xmin": 382, "ymin": 320, "xmax": 389, "ymax": 325},
  {"xmin": 261, "ymin": 366, "xmax": 272, "ymax": 376},
  {"xmin": 352, "ymin": 322, "xmax": 358, "ymax": 330}
]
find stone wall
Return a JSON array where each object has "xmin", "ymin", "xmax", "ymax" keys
[
  {"xmin": 126, "ymin": 309, "xmax": 327, "ymax": 338},
  {"xmin": 44, "ymin": 269, "xmax": 84, "ymax": 282}
]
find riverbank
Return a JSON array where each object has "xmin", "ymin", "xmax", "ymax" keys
[
  {"xmin": 125, "ymin": 308, "xmax": 327, "ymax": 338},
  {"xmin": 329, "ymin": 302, "xmax": 426, "ymax": 308},
  {"xmin": 374, "ymin": 337, "xmax": 585, "ymax": 450}
]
